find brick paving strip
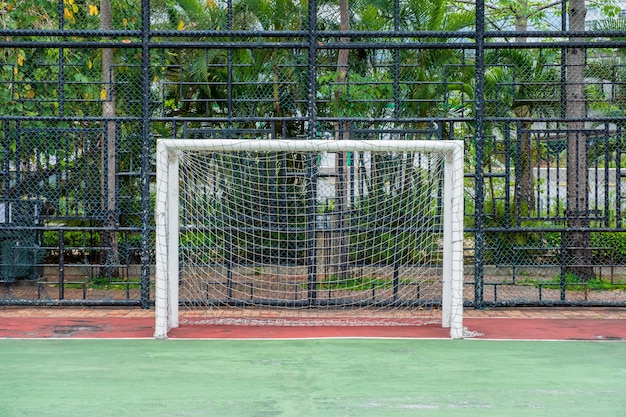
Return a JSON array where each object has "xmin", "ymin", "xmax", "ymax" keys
[{"xmin": 0, "ymin": 307, "xmax": 625, "ymax": 339}]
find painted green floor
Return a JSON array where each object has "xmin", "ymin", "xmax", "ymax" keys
[{"xmin": 1, "ymin": 339, "xmax": 624, "ymax": 417}]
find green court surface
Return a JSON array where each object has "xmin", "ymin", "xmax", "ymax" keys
[{"xmin": 1, "ymin": 339, "xmax": 624, "ymax": 417}]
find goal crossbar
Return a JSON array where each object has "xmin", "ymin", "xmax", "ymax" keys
[{"xmin": 154, "ymin": 139, "xmax": 464, "ymax": 338}]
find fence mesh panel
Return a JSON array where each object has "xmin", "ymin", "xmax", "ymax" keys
[{"xmin": 1, "ymin": 0, "xmax": 626, "ymax": 307}]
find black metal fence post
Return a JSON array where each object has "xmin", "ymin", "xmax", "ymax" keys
[
  {"xmin": 474, "ymin": 0, "xmax": 486, "ymax": 309},
  {"xmin": 140, "ymin": 0, "xmax": 152, "ymax": 309}
]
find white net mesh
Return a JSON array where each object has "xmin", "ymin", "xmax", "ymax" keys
[{"xmin": 155, "ymin": 140, "xmax": 464, "ymax": 337}]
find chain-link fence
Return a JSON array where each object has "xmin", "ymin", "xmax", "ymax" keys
[{"xmin": 2, "ymin": 0, "xmax": 626, "ymax": 308}]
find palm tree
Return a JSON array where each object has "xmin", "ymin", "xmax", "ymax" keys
[
  {"xmin": 156, "ymin": 0, "xmax": 308, "ymax": 132},
  {"xmin": 314, "ymin": 0, "xmax": 474, "ymax": 279},
  {"xmin": 484, "ymin": 48, "xmax": 561, "ymax": 215}
]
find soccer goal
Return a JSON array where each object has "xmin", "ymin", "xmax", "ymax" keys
[{"xmin": 154, "ymin": 139, "xmax": 465, "ymax": 338}]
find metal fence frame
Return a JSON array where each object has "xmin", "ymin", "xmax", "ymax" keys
[{"xmin": 2, "ymin": 0, "xmax": 626, "ymax": 308}]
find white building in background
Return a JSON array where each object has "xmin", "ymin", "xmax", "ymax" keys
[{"xmin": 586, "ymin": 1, "xmax": 626, "ymax": 29}]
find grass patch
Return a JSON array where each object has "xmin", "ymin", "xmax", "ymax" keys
[
  {"xmin": 56, "ymin": 278, "xmax": 142, "ymax": 291},
  {"xmin": 90, "ymin": 279, "xmax": 142, "ymax": 290},
  {"xmin": 538, "ymin": 272, "xmax": 626, "ymax": 291},
  {"xmin": 315, "ymin": 275, "xmax": 415, "ymax": 291}
]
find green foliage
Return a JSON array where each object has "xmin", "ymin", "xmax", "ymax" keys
[
  {"xmin": 42, "ymin": 230, "xmax": 143, "ymax": 264},
  {"xmin": 179, "ymin": 230, "xmax": 222, "ymax": 264},
  {"xmin": 4, "ymin": 0, "xmax": 626, "ymax": 283},
  {"xmin": 119, "ymin": 233, "xmax": 142, "ymax": 263},
  {"xmin": 213, "ymin": 152, "xmax": 310, "ymax": 264},
  {"xmin": 318, "ymin": 72, "xmax": 395, "ymax": 118},
  {"xmin": 42, "ymin": 230, "xmax": 101, "ymax": 263},
  {"xmin": 591, "ymin": 232, "xmax": 626, "ymax": 264},
  {"xmin": 347, "ymin": 158, "xmax": 444, "ymax": 265},
  {"xmin": 89, "ymin": 276, "xmax": 141, "ymax": 289}
]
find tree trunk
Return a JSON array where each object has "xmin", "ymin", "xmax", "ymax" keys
[
  {"xmin": 100, "ymin": 0, "xmax": 119, "ymax": 278},
  {"xmin": 514, "ymin": 1, "xmax": 529, "ymax": 39},
  {"xmin": 332, "ymin": 0, "xmax": 350, "ymax": 281},
  {"xmin": 512, "ymin": 11, "xmax": 536, "ymax": 214},
  {"xmin": 514, "ymin": 107, "xmax": 535, "ymax": 215},
  {"xmin": 565, "ymin": 0, "xmax": 594, "ymax": 280}
]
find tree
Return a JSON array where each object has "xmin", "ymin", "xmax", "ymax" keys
[
  {"xmin": 100, "ymin": 0, "xmax": 120, "ymax": 278},
  {"xmin": 457, "ymin": 1, "xmax": 617, "ymax": 221},
  {"xmin": 565, "ymin": 0, "xmax": 595, "ymax": 280},
  {"xmin": 585, "ymin": 18, "xmax": 626, "ymax": 119},
  {"xmin": 155, "ymin": 0, "xmax": 308, "ymax": 132},
  {"xmin": 484, "ymin": 48, "xmax": 561, "ymax": 214},
  {"xmin": 0, "ymin": 0, "xmax": 144, "ymax": 277},
  {"xmin": 316, "ymin": 0, "xmax": 474, "ymax": 279}
]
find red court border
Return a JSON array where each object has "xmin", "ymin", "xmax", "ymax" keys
[{"xmin": 1, "ymin": 307, "xmax": 625, "ymax": 340}]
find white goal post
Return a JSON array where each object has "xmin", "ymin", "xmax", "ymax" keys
[{"xmin": 154, "ymin": 139, "xmax": 464, "ymax": 338}]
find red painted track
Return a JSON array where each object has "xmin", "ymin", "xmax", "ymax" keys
[{"xmin": 1, "ymin": 313, "xmax": 625, "ymax": 340}]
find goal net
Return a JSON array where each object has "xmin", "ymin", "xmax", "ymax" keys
[{"xmin": 154, "ymin": 139, "xmax": 464, "ymax": 338}]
